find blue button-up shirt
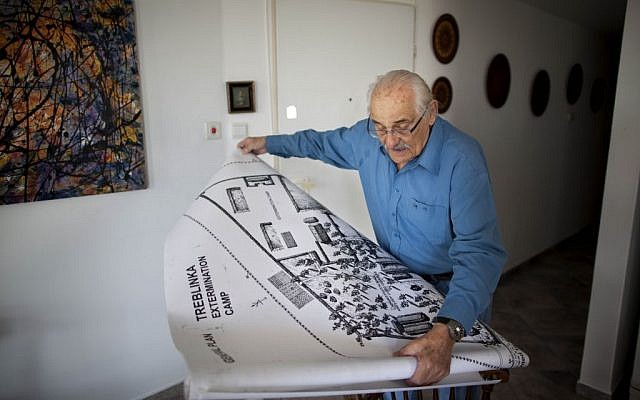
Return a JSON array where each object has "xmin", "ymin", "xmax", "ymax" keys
[{"xmin": 267, "ymin": 116, "xmax": 506, "ymax": 331}]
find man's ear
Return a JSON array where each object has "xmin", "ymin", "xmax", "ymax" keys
[{"xmin": 428, "ymin": 99, "xmax": 438, "ymax": 125}]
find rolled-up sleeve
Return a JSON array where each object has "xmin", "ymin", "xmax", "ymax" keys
[{"xmin": 266, "ymin": 119, "xmax": 371, "ymax": 170}]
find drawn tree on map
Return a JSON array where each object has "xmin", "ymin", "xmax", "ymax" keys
[
  {"xmin": 0, "ymin": 0, "xmax": 145, "ymax": 204},
  {"xmin": 290, "ymin": 229, "xmax": 442, "ymax": 346}
]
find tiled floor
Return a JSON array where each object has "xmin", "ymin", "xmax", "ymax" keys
[
  {"xmin": 148, "ymin": 227, "xmax": 598, "ymax": 400},
  {"xmin": 490, "ymin": 227, "xmax": 597, "ymax": 400}
]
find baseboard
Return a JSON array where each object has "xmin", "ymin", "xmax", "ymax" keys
[
  {"xmin": 140, "ymin": 381, "xmax": 184, "ymax": 400},
  {"xmin": 576, "ymin": 382, "xmax": 611, "ymax": 400},
  {"xmin": 576, "ymin": 375, "xmax": 638, "ymax": 400}
]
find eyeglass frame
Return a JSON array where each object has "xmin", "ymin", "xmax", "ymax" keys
[{"xmin": 367, "ymin": 109, "xmax": 428, "ymax": 139}]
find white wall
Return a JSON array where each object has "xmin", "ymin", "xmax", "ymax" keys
[
  {"xmin": 221, "ymin": 0, "xmax": 273, "ymax": 154},
  {"xmin": 579, "ymin": 0, "xmax": 640, "ymax": 396},
  {"xmin": 275, "ymin": 0, "xmax": 415, "ymax": 240},
  {"xmin": 415, "ymin": 0, "xmax": 612, "ymax": 270},
  {"xmin": 267, "ymin": 0, "xmax": 612, "ymax": 267},
  {"xmin": 0, "ymin": 1, "xmax": 273, "ymax": 399}
]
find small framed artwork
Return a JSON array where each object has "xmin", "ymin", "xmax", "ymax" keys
[{"xmin": 226, "ymin": 81, "xmax": 255, "ymax": 113}]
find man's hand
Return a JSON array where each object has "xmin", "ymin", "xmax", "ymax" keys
[
  {"xmin": 237, "ymin": 137, "xmax": 267, "ymax": 155},
  {"xmin": 394, "ymin": 323, "xmax": 455, "ymax": 385}
]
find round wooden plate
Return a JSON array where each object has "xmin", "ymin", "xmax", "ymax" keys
[
  {"xmin": 432, "ymin": 14, "xmax": 459, "ymax": 64},
  {"xmin": 432, "ymin": 76, "xmax": 452, "ymax": 114}
]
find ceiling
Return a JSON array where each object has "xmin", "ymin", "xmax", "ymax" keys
[{"xmin": 517, "ymin": 0, "xmax": 628, "ymax": 36}]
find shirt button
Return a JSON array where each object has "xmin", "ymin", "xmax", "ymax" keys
[
  {"xmin": 393, "ymin": 232, "xmax": 399, "ymax": 237},
  {"xmin": 392, "ymin": 212, "xmax": 396, "ymax": 217},
  {"xmin": 395, "ymin": 188, "xmax": 399, "ymax": 193}
]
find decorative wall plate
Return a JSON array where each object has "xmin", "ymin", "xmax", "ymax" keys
[
  {"xmin": 590, "ymin": 78, "xmax": 605, "ymax": 113},
  {"xmin": 531, "ymin": 70, "xmax": 550, "ymax": 117},
  {"xmin": 486, "ymin": 53, "xmax": 510, "ymax": 109},
  {"xmin": 566, "ymin": 63, "xmax": 583, "ymax": 105},
  {"xmin": 432, "ymin": 77, "xmax": 452, "ymax": 114},
  {"xmin": 432, "ymin": 13, "xmax": 459, "ymax": 64}
]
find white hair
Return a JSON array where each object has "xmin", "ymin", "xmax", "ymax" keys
[{"xmin": 368, "ymin": 70, "xmax": 433, "ymax": 115}]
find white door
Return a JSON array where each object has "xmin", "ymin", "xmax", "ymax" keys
[{"xmin": 276, "ymin": 0, "xmax": 415, "ymax": 240}]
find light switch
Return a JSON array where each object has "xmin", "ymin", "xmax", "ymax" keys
[
  {"xmin": 205, "ymin": 121, "xmax": 221, "ymax": 140},
  {"xmin": 231, "ymin": 122, "xmax": 248, "ymax": 138}
]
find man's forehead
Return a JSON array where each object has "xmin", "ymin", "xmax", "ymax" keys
[
  {"xmin": 373, "ymin": 84, "xmax": 413, "ymax": 101},
  {"xmin": 371, "ymin": 95, "xmax": 416, "ymax": 121},
  {"xmin": 373, "ymin": 83, "xmax": 414, "ymax": 102}
]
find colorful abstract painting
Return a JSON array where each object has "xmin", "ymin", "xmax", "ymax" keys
[{"xmin": 0, "ymin": 0, "xmax": 146, "ymax": 205}]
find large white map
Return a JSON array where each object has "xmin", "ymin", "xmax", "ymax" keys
[{"xmin": 164, "ymin": 154, "xmax": 529, "ymax": 399}]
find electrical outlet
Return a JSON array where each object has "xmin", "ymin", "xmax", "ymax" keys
[{"xmin": 205, "ymin": 121, "xmax": 222, "ymax": 140}]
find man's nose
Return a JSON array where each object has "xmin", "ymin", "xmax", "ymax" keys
[{"xmin": 383, "ymin": 133, "xmax": 401, "ymax": 147}]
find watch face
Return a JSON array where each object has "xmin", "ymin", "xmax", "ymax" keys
[
  {"xmin": 451, "ymin": 324, "xmax": 465, "ymax": 341},
  {"xmin": 434, "ymin": 317, "xmax": 465, "ymax": 341}
]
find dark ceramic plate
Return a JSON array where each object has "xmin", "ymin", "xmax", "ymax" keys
[
  {"xmin": 531, "ymin": 70, "xmax": 550, "ymax": 117},
  {"xmin": 486, "ymin": 53, "xmax": 510, "ymax": 108},
  {"xmin": 566, "ymin": 63, "xmax": 583, "ymax": 105}
]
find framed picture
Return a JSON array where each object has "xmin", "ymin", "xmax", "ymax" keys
[{"xmin": 226, "ymin": 81, "xmax": 255, "ymax": 113}]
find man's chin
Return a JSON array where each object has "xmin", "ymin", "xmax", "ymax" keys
[{"xmin": 388, "ymin": 149, "xmax": 412, "ymax": 163}]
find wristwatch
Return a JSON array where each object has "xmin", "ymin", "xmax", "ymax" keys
[{"xmin": 433, "ymin": 316, "xmax": 466, "ymax": 342}]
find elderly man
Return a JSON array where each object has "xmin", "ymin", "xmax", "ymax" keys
[{"xmin": 238, "ymin": 70, "xmax": 506, "ymax": 393}]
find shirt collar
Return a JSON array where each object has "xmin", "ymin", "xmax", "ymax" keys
[
  {"xmin": 376, "ymin": 116, "xmax": 444, "ymax": 175},
  {"xmin": 417, "ymin": 116, "xmax": 444, "ymax": 175}
]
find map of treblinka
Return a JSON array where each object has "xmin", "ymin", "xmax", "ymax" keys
[{"xmin": 164, "ymin": 154, "xmax": 529, "ymax": 399}]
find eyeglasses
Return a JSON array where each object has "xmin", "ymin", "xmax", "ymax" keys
[{"xmin": 367, "ymin": 110, "xmax": 427, "ymax": 139}]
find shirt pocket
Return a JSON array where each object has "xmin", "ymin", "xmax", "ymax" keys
[{"xmin": 407, "ymin": 198, "xmax": 452, "ymax": 245}]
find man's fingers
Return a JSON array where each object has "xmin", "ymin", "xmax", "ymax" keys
[
  {"xmin": 394, "ymin": 329, "xmax": 453, "ymax": 386},
  {"xmin": 394, "ymin": 338, "xmax": 426, "ymax": 357},
  {"xmin": 405, "ymin": 352, "xmax": 444, "ymax": 386},
  {"xmin": 237, "ymin": 139, "xmax": 251, "ymax": 153},
  {"xmin": 236, "ymin": 137, "xmax": 267, "ymax": 155},
  {"xmin": 406, "ymin": 356, "xmax": 448, "ymax": 386},
  {"xmin": 237, "ymin": 139, "xmax": 256, "ymax": 154}
]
